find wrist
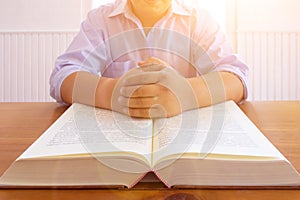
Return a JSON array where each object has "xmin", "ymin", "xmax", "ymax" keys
[
  {"xmin": 188, "ymin": 77, "xmax": 211, "ymax": 108},
  {"xmin": 95, "ymin": 77, "xmax": 118, "ymax": 110},
  {"xmin": 188, "ymin": 71, "xmax": 244, "ymax": 108}
]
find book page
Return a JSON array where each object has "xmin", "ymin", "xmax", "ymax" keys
[
  {"xmin": 152, "ymin": 101, "xmax": 285, "ymax": 166},
  {"xmin": 19, "ymin": 103, "xmax": 153, "ymax": 165}
]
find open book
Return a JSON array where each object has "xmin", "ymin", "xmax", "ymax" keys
[{"xmin": 0, "ymin": 101, "xmax": 300, "ymax": 188}]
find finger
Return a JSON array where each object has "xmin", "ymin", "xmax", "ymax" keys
[
  {"xmin": 118, "ymin": 96, "xmax": 158, "ymax": 108},
  {"xmin": 139, "ymin": 64, "xmax": 165, "ymax": 72},
  {"xmin": 110, "ymin": 102, "xmax": 130, "ymax": 116},
  {"xmin": 138, "ymin": 57, "xmax": 161, "ymax": 66},
  {"xmin": 142, "ymin": 57, "xmax": 167, "ymax": 65},
  {"xmin": 128, "ymin": 105, "xmax": 167, "ymax": 119},
  {"xmin": 120, "ymin": 84, "xmax": 160, "ymax": 98},
  {"xmin": 120, "ymin": 85, "xmax": 141, "ymax": 97},
  {"xmin": 123, "ymin": 71, "xmax": 162, "ymax": 86},
  {"xmin": 138, "ymin": 61, "xmax": 147, "ymax": 66},
  {"xmin": 127, "ymin": 108, "xmax": 151, "ymax": 119}
]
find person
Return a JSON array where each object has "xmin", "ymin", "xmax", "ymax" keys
[{"xmin": 50, "ymin": 0, "xmax": 248, "ymax": 118}]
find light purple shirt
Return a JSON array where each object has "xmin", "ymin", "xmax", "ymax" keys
[{"xmin": 50, "ymin": 0, "xmax": 248, "ymax": 103}]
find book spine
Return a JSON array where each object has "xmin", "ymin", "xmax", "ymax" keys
[
  {"xmin": 128, "ymin": 172, "xmax": 148, "ymax": 189},
  {"xmin": 153, "ymin": 171, "xmax": 171, "ymax": 188}
]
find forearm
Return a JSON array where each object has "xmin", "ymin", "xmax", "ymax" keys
[
  {"xmin": 61, "ymin": 71, "xmax": 117, "ymax": 109},
  {"xmin": 188, "ymin": 71, "xmax": 244, "ymax": 107}
]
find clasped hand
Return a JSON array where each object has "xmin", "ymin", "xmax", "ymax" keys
[{"xmin": 111, "ymin": 58, "xmax": 198, "ymax": 118}]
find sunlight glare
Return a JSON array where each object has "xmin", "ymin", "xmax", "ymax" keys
[{"xmin": 92, "ymin": 0, "xmax": 227, "ymax": 30}]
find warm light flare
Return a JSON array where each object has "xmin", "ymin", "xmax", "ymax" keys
[{"xmin": 92, "ymin": 0, "xmax": 227, "ymax": 31}]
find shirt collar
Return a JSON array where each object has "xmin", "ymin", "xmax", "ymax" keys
[
  {"xmin": 108, "ymin": 0, "xmax": 128, "ymax": 17},
  {"xmin": 108, "ymin": 0, "xmax": 192, "ymax": 18},
  {"xmin": 171, "ymin": 0, "xmax": 192, "ymax": 16}
]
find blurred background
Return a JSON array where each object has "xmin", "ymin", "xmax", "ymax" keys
[{"xmin": 0, "ymin": 0, "xmax": 299, "ymax": 102}]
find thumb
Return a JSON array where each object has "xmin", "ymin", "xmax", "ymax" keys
[{"xmin": 138, "ymin": 63, "xmax": 165, "ymax": 72}]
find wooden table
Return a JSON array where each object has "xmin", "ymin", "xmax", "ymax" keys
[{"xmin": 0, "ymin": 101, "xmax": 300, "ymax": 200}]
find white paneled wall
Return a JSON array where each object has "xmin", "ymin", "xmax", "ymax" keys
[
  {"xmin": 0, "ymin": 32, "xmax": 76, "ymax": 102},
  {"xmin": 0, "ymin": 0, "xmax": 87, "ymax": 102},
  {"xmin": 1, "ymin": 31, "xmax": 299, "ymax": 102},
  {"xmin": 236, "ymin": 0, "xmax": 300, "ymax": 101},
  {"xmin": 238, "ymin": 31, "xmax": 300, "ymax": 100},
  {"xmin": 1, "ymin": 0, "xmax": 299, "ymax": 102}
]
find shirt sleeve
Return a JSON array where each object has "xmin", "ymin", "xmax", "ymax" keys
[
  {"xmin": 49, "ymin": 9, "xmax": 110, "ymax": 103},
  {"xmin": 191, "ymin": 9, "xmax": 249, "ymax": 102}
]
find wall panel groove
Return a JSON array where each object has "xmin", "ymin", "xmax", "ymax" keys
[
  {"xmin": 238, "ymin": 31, "xmax": 300, "ymax": 101},
  {"xmin": 0, "ymin": 31, "xmax": 76, "ymax": 102},
  {"xmin": 1, "ymin": 30, "xmax": 300, "ymax": 102}
]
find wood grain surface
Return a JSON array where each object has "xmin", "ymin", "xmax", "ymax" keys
[{"xmin": 0, "ymin": 101, "xmax": 299, "ymax": 200}]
